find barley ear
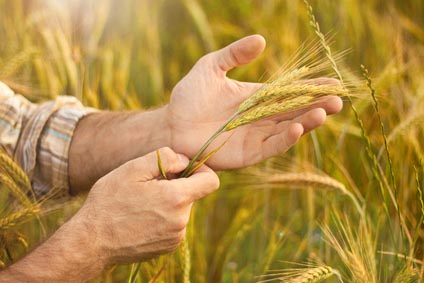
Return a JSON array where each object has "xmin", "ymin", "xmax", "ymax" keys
[
  {"xmin": 0, "ymin": 173, "xmax": 33, "ymax": 208},
  {"xmin": 0, "ymin": 207, "xmax": 40, "ymax": 231},
  {"xmin": 0, "ymin": 150, "xmax": 31, "ymax": 191},
  {"xmin": 286, "ymin": 266, "xmax": 341, "ymax": 283},
  {"xmin": 181, "ymin": 238, "xmax": 191, "ymax": 283}
]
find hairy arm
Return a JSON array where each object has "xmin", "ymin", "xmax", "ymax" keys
[
  {"xmin": 68, "ymin": 106, "xmax": 170, "ymax": 194},
  {"xmin": 0, "ymin": 215, "xmax": 105, "ymax": 282}
]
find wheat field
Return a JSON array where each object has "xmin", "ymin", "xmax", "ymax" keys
[{"xmin": 0, "ymin": 0, "xmax": 423, "ymax": 282}]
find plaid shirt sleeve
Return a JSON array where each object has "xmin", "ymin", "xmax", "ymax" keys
[{"xmin": 0, "ymin": 82, "xmax": 96, "ymax": 197}]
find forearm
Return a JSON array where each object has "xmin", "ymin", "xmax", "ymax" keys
[
  {"xmin": 0, "ymin": 214, "xmax": 105, "ymax": 282},
  {"xmin": 68, "ymin": 106, "xmax": 170, "ymax": 194}
]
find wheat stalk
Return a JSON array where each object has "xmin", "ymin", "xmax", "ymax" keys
[
  {"xmin": 378, "ymin": 251, "xmax": 423, "ymax": 266},
  {"xmin": 412, "ymin": 165, "xmax": 424, "ymax": 262},
  {"xmin": 127, "ymin": 262, "xmax": 141, "ymax": 283},
  {"xmin": 416, "ymin": 167, "xmax": 424, "ymax": 226},
  {"xmin": 361, "ymin": 65, "xmax": 404, "ymax": 240},
  {"xmin": 304, "ymin": 0, "xmax": 400, "ymax": 247}
]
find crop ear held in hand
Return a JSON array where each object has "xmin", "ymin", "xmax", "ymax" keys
[{"xmin": 179, "ymin": 38, "xmax": 353, "ymax": 177}]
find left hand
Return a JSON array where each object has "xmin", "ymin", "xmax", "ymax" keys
[{"xmin": 166, "ymin": 35, "xmax": 343, "ymax": 170}]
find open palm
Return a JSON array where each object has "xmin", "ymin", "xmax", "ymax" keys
[{"xmin": 166, "ymin": 35, "xmax": 342, "ymax": 170}]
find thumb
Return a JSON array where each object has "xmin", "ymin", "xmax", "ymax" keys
[
  {"xmin": 174, "ymin": 165, "xmax": 220, "ymax": 202},
  {"xmin": 119, "ymin": 147, "xmax": 189, "ymax": 181},
  {"xmin": 211, "ymin": 34, "xmax": 266, "ymax": 73}
]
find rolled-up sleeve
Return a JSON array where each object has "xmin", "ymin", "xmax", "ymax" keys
[{"xmin": 0, "ymin": 82, "xmax": 95, "ymax": 197}]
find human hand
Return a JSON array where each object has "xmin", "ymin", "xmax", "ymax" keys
[
  {"xmin": 75, "ymin": 147, "xmax": 219, "ymax": 264},
  {"xmin": 166, "ymin": 35, "xmax": 343, "ymax": 170}
]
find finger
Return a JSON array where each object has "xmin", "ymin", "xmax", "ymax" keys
[
  {"xmin": 246, "ymin": 108, "xmax": 329, "ymax": 151},
  {"xmin": 211, "ymin": 34, "xmax": 266, "ymax": 73},
  {"xmin": 120, "ymin": 147, "xmax": 189, "ymax": 181},
  {"xmin": 261, "ymin": 108, "xmax": 327, "ymax": 138},
  {"xmin": 259, "ymin": 123, "xmax": 304, "ymax": 161},
  {"xmin": 173, "ymin": 165, "xmax": 220, "ymax": 202},
  {"xmin": 292, "ymin": 108, "xmax": 327, "ymax": 133},
  {"xmin": 320, "ymin": 96, "xmax": 343, "ymax": 115}
]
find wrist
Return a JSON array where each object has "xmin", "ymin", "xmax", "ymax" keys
[
  {"xmin": 69, "ymin": 106, "xmax": 172, "ymax": 193},
  {"xmin": 57, "ymin": 210, "xmax": 107, "ymax": 277},
  {"xmin": 137, "ymin": 105, "xmax": 171, "ymax": 150}
]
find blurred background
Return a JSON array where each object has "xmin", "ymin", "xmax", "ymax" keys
[{"xmin": 0, "ymin": 0, "xmax": 423, "ymax": 282}]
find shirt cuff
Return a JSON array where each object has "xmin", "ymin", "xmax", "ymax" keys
[{"xmin": 31, "ymin": 98, "xmax": 96, "ymax": 198}]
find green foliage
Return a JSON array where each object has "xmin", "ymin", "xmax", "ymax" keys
[{"xmin": 0, "ymin": 0, "xmax": 423, "ymax": 282}]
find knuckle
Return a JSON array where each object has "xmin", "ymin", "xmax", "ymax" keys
[
  {"xmin": 175, "ymin": 230, "xmax": 186, "ymax": 243},
  {"xmin": 92, "ymin": 173, "xmax": 118, "ymax": 193},
  {"xmin": 171, "ymin": 216, "xmax": 189, "ymax": 231},
  {"xmin": 166, "ymin": 189, "xmax": 188, "ymax": 208},
  {"xmin": 173, "ymin": 193, "xmax": 188, "ymax": 208},
  {"xmin": 172, "ymin": 198, "xmax": 185, "ymax": 210},
  {"xmin": 196, "ymin": 54, "xmax": 214, "ymax": 67},
  {"xmin": 159, "ymin": 146, "xmax": 174, "ymax": 156},
  {"xmin": 166, "ymin": 230, "xmax": 186, "ymax": 252},
  {"xmin": 159, "ymin": 147, "xmax": 179, "ymax": 164},
  {"xmin": 123, "ymin": 160, "xmax": 137, "ymax": 172}
]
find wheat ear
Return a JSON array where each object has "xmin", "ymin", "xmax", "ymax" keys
[
  {"xmin": 304, "ymin": 0, "xmax": 397, "ymax": 244},
  {"xmin": 286, "ymin": 266, "xmax": 340, "ymax": 283},
  {"xmin": 0, "ymin": 207, "xmax": 40, "ymax": 230},
  {"xmin": 0, "ymin": 150, "xmax": 31, "ymax": 190},
  {"xmin": 0, "ymin": 48, "xmax": 37, "ymax": 78},
  {"xmin": 226, "ymin": 95, "xmax": 314, "ymax": 130},
  {"xmin": 181, "ymin": 237, "xmax": 191, "ymax": 283},
  {"xmin": 265, "ymin": 173, "xmax": 346, "ymax": 190},
  {"xmin": 0, "ymin": 173, "xmax": 33, "ymax": 208}
]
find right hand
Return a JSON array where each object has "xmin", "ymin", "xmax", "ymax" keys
[{"xmin": 74, "ymin": 147, "xmax": 220, "ymax": 264}]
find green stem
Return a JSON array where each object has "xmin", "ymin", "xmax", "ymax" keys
[
  {"xmin": 180, "ymin": 112, "xmax": 239, "ymax": 177},
  {"xmin": 128, "ymin": 262, "xmax": 141, "ymax": 283}
]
